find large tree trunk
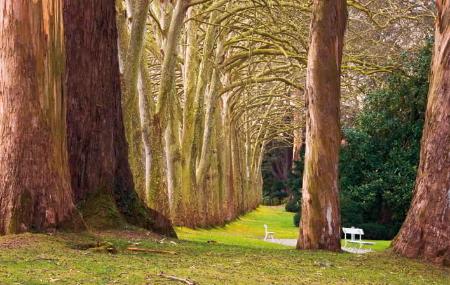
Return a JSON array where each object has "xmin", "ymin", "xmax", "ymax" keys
[
  {"xmin": 392, "ymin": 0, "xmax": 450, "ymax": 266},
  {"xmin": 0, "ymin": 0, "xmax": 82, "ymax": 234},
  {"xmin": 297, "ymin": 0, "xmax": 347, "ymax": 251},
  {"xmin": 64, "ymin": 0, "xmax": 176, "ymax": 237}
]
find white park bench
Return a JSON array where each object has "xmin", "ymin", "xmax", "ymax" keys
[
  {"xmin": 264, "ymin": 224, "xmax": 275, "ymax": 240},
  {"xmin": 342, "ymin": 227, "xmax": 375, "ymax": 249}
]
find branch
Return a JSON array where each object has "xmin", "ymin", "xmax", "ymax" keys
[
  {"xmin": 157, "ymin": 272, "xmax": 197, "ymax": 285},
  {"xmin": 187, "ymin": 0, "xmax": 214, "ymax": 8}
]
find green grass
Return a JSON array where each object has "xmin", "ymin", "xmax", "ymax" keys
[
  {"xmin": 177, "ymin": 205, "xmax": 298, "ymax": 249},
  {"xmin": 0, "ymin": 206, "xmax": 448, "ymax": 284},
  {"xmin": 177, "ymin": 205, "xmax": 391, "ymax": 252}
]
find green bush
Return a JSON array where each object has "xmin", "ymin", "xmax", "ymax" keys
[
  {"xmin": 282, "ymin": 42, "xmax": 431, "ymax": 237},
  {"xmin": 262, "ymin": 196, "xmax": 283, "ymax": 206},
  {"xmin": 285, "ymin": 199, "xmax": 299, "ymax": 213},
  {"xmin": 339, "ymin": 42, "xmax": 431, "ymax": 239},
  {"xmin": 293, "ymin": 212, "xmax": 300, "ymax": 227},
  {"xmin": 262, "ymin": 196, "xmax": 270, "ymax": 205},
  {"xmin": 358, "ymin": 223, "xmax": 398, "ymax": 240}
]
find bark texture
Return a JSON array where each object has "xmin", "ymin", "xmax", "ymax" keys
[
  {"xmin": 392, "ymin": 0, "xmax": 450, "ymax": 266},
  {"xmin": 0, "ymin": 0, "xmax": 80, "ymax": 234},
  {"xmin": 297, "ymin": 0, "xmax": 347, "ymax": 251},
  {"xmin": 64, "ymin": 0, "xmax": 176, "ymax": 237}
]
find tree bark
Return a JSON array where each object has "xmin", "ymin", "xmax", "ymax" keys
[
  {"xmin": 64, "ymin": 0, "xmax": 176, "ymax": 237},
  {"xmin": 292, "ymin": 90, "xmax": 305, "ymax": 165},
  {"xmin": 392, "ymin": 0, "xmax": 450, "ymax": 266},
  {"xmin": 149, "ymin": 0, "xmax": 188, "ymax": 220},
  {"xmin": 297, "ymin": 0, "xmax": 347, "ymax": 251},
  {"xmin": 0, "ymin": 0, "xmax": 81, "ymax": 234}
]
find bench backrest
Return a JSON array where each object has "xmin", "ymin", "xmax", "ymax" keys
[
  {"xmin": 342, "ymin": 227, "xmax": 364, "ymax": 235},
  {"xmin": 342, "ymin": 227, "xmax": 364, "ymax": 240},
  {"xmin": 264, "ymin": 224, "xmax": 268, "ymax": 233}
]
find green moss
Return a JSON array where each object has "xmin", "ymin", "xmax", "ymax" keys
[
  {"xmin": 8, "ymin": 191, "xmax": 32, "ymax": 234},
  {"xmin": 78, "ymin": 190, "xmax": 126, "ymax": 230}
]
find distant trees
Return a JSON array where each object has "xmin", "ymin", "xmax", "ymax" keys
[
  {"xmin": 118, "ymin": 0, "xmax": 301, "ymax": 227},
  {"xmin": 297, "ymin": 0, "xmax": 348, "ymax": 251},
  {"xmin": 393, "ymin": 0, "xmax": 450, "ymax": 265}
]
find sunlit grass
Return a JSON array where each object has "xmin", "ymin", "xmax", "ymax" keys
[
  {"xmin": 177, "ymin": 205, "xmax": 391, "ymax": 252},
  {"xmin": 0, "ymin": 207, "xmax": 448, "ymax": 284}
]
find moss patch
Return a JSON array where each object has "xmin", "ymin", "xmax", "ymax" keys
[{"xmin": 78, "ymin": 190, "xmax": 126, "ymax": 230}]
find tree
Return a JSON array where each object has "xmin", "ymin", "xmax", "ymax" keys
[
  {"xmin": 392, "ymin": 0, "xmax": 450, "ymax": 265},
  {"xmin": 64, "ymin": 0, "xmax": 176, "ymax": 237},
  {"xmin": 297, "ymin": 0, "xmax": 347, "ymax": 251},
  {"xmin": 0, "ymin": 0, "xmax": 83, "ymax": 234}
]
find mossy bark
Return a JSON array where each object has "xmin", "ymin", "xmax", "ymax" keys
[{"xmin": 64, "ymin": 0, "xmax": 176, "ymax": 237}]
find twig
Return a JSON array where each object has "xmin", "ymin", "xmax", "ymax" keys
[
  {"xmin": 157, "ymin": 272, "xmax": 197, "ymax": 285},
  {"xmin": 126, "ymin": 247, "xmax": 177, "ymax": 255}
]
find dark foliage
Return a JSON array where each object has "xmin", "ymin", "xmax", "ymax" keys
[
  {"xmin": 286, "ymin": 43, "xmax": 431, "ymax": 236},
  {"xmin": 339, "ymin": 42, "xmax": 431, "ymax": 239},
  {"xmin": 261, "ymin": 145, "xmax": 293, "ymax": 205}
]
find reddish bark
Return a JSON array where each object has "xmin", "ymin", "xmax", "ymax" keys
[
  {"xmin": 392, "ymin": 0, "xmax": 450, "ymax": 266},
  {"xmin": 0, "ymin": 0, "xmax": 81, "ymax": 234},
  {"xmin": 64, "ymin": 0, "xmax": 176, "ymax": 237},
  {"xmin": 297, "ymin": 0, "xmax": 347, "ymax": 251}
]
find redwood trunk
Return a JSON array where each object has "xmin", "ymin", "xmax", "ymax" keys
[
  {"xmin": 0, "ymin": 0, "xmax": 80, "ymax": 234},
  {"xmin": 64, "ymin": 0, "xmax": 175, "ymax": 237},
  {"xmin": 297, "ymin": 0, "xmax": 347, "ymax": 251},
  {"xmin": 392, "ymin": 0, "xmax": 450, "ymax": 266}
]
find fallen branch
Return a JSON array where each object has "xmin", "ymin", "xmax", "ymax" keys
[
  {"xmin": 126, "ymin": 247, "xmax": 177, "ymax": 255},
  {"xmin": 157, "ymin": 272, "xmax": 197, "ymax": 285}
]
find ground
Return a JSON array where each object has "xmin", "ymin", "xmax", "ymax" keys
[{"xmin": 0, "ymin": 206, "xmax": 448, "ymax": 284}]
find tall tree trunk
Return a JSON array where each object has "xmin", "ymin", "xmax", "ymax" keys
[
  {"xmin": 0, "ymin": 0, "xmax": 82, "ymax": 234},
  {"xmin": 297, "ymin": 0, "xmax": 347, "ymax": 251},
  {"xmin": 392, "ymin": 0, "xmax": 450, "ymax": 266},
  {"xmin": 292, "ymin": 90, "xmax": 305, "ymax": 165},
  {"xmin": 64, "ymin": 0, "xmax": 176, "ymax": 237},
  {"xmin": 150, "ymin": 0, "xmax": 188, "ymax": 220}
]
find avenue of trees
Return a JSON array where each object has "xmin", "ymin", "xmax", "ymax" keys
[{"xmin": 0, "ymin": 0, "xmax": 448, "ymax": 266}]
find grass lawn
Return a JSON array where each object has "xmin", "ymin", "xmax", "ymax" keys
[
  {"xmin": 177, "ymin": 206, "xmax": 391, "ymax": 251},
  {"xmin": 0, "ymin": 206, "xmax": 448, "ymax": 284}
]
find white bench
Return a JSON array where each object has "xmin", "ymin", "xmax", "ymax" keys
[
  {"xmin": 342, "ymin": 227, "xmax": 375, "ymax": 249},
  {"xmin": 264, "ymin": 224, "xmax": 275, "ymax": 240}
]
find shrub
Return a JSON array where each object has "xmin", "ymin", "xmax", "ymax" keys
[
  {"xmin": 359, "ymin": 223, "xmax": 397, "ymax": 240},
  {"xmin": 339, "ymin": 42, "xmax": 431, "ymax": 239},
  {"xmin": 285, "ymin": 198, "xmax": 299, "ymax": 213},
  {"xmin": 293, "ymin": 212, "xmax": 300, "ymax": 227}
]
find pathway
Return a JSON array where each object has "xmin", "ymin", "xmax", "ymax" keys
[{"xmin": 265, "ymin": 238, "xmax": 373, "ymax": 254}]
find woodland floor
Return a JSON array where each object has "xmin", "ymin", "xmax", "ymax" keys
[{"xmin": 0, "ymin": 206, "xmax": 448, "ymax": 284}]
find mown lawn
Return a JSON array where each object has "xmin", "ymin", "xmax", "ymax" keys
[
  {"xmin": 0, "ymin": 206, "xmax": 448, "ymax": 284},
  {"xmin": 177, "ymin": 206, "xmax": 391, "ymax": 251}
]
